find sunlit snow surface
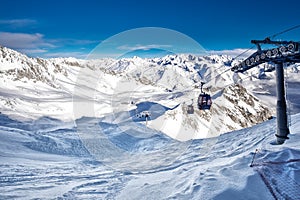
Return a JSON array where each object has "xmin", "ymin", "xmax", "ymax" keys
[{"xmin": 1, "ymin": 113, "xmax": 300, "ymax": 199}]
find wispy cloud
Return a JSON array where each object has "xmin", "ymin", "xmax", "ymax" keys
[
  {"xmin": 208, "ymin": 48, "xmax": 256, "ymax": 58},
  {"xmin": 44, "ymin": 51, "xmax": 88, "ymax": 59},
  {"xmin": 0, "ymin": 19, "xmax": 37, "ymax": 28},
  {"xmin": 0, "ymin": 32, "xmax": 55, "ymax": 49},
  {"xmin": 0, "ymin": 32, "xmax": 99, "ymax": 58},
  {"xmin": 20, "ymin": 49, "xmax": 48, "ymax": 54},
  {"xmin": 117, "ymin": 44, "xmax": 172, "ymax": 51},
  {"xmin": 49, "ymin": 38, "xmax": 99, "ymax": 46}
]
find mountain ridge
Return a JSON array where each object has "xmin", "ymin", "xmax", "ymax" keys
[{"xmin": 1, "ymin": 46, "xmax": 297, "ymax": 140}]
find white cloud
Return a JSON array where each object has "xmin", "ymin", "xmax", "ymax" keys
[
  {"xmin": 19, "ymin": 49, "xmax": 48, "ymax": 54},
  {"xmin": 44, "ymin": 52, "xmax": 88, "ymax": 59},
  {"xmin": 207, "ymin": 49, "xmax": 256, "ymax": 58},
  {"xmin": 0, "ymin": 32, "xmax": 99, "ymax": 50},
  {"xmin": 0, "ymin": 19, "xmax": 37, "ymax": 28},
  {"xmin": 208, "ymin": 48, "xmax": 256, "ymax": 59},
  {"xmin": 49, "ymin": 38, "xmax": 99, "ymax": 46},
  {"xmin": 117, "ymin": 44, "xmax": 172, "ymax": 51},
  {"xmin": 0, "ymin": 32, "xmax": 98, "ymax": 59},
  {"xmin": 0, "ymin": 32, "xmax": 55, "ymax": 49},
  {"xmin": 87, "ymin": 52, "xmax": 124, "ymax": 59}
]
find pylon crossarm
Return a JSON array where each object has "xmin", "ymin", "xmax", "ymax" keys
[{"xmin": 231, "ymin": 41, "xmax": 300, "ymax": 73}]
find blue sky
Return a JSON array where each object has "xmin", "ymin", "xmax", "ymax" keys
[{"xmin": 0, "ymin": 0, "xmax": 300, "ymax": 58}]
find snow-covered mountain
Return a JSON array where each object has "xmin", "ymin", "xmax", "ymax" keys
[
  {"xmin": 1, "ymin": 46, "xmax": 300, "ymax": 199},
  {"xmin": 1, "ymin": 46, "xmax": 299, "ymax": 140}
]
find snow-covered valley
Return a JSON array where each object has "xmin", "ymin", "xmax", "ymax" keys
[
  {"xmin": 1, "ymin": 46, "xmax": 300, "ymax": 199},
  {"xmin": 1, "ymin": 112, "xmax": 300, "ymax": 199}
]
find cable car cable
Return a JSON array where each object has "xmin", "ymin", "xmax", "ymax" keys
[{"xmin": 269, "ymin": 24, "xmax": 300, "ymax": 39}]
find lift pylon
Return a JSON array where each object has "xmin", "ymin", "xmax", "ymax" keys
[{"xmin": 231, "ymin": 38, "xmax": 300, "ymax": 144}]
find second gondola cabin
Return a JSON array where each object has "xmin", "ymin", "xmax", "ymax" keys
[{"xmin": 187, "ymin": 104, "xmax": 194, "ymax": 114}]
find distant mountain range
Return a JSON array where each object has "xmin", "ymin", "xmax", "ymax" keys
[{"xmin": 1, "ymin": 45, "xmax": 299, "ymax": 140}]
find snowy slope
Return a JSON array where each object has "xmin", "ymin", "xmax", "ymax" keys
[{"xmin": 0, "ymin": 113, "xmax": 300, "ymax": 199}]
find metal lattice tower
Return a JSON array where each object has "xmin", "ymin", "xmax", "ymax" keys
[{"xmin": 231, "ymin": 38, "xmax": 300, "ymax": 144}]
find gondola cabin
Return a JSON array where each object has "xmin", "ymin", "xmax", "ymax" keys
[{"xmin": 197, "ymin": 93, "xmax": 212, "ymax": 110}]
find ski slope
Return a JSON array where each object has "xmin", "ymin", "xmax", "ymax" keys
[{"xmin": 1, "ymin": 113, "xmax": 300, "ymax": 199}]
